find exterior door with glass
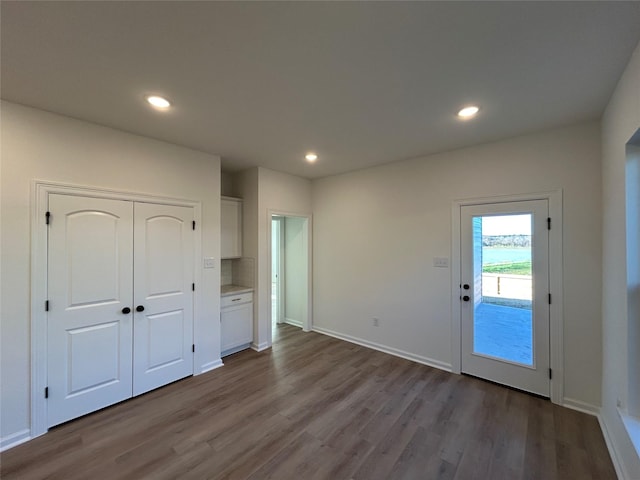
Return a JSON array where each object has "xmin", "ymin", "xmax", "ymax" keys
[{"xmin": 460, "ymin": 200, "xmax": 550, "ymax": 396}]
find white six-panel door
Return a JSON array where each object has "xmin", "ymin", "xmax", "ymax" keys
[
  {"xmin": 47, "ymin": 195, "xmax": 134, "ymax": 426},
  {"xmin": 133, "ymin": 203, "xmax": 194, "ymax": 396},
  {"xmin": 47, "ymin": 195, "xmax": 194, "ymax": 427}
]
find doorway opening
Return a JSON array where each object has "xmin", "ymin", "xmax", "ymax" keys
[
  {"xmin": 269, "ymin": 213, "xmax": 311, "ymax": 344},
  {"xmin": 272, "ymin": 216, "xmax": 283, "ymax": 331}
]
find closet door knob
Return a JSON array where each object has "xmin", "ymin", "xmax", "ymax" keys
[
  {"xmin": 122, "ymin": 307, "xmax": 131, "ymax": 314},
  {"xmin": 136, "ymin": 305, "xmax": 145, "ymax": 312},
  {"xmin": 462, "ymin": 295, "xmax": 470, "ymax": 302}
]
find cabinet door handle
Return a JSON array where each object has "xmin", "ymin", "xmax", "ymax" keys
[{"xmin": 232, "ymin": 298, "xmax": 241, "ymax": 302}]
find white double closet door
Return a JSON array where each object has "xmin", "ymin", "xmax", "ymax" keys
[{"xmin": 47, "ymin": 194, "xmax": 194, "ymax": 427}]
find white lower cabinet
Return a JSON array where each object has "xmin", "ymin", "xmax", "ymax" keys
[{"xmin": 221, "ymin": 292, "xmax": 253, "ymax": 356}]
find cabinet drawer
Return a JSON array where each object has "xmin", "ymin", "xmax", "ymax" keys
[{"xmin": 221, "ymin": 292, "xmax": 252, "ymax": 308}]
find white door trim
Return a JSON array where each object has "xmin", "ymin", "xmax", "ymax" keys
[
  {"xmin": 272, "ymin": 216, "xmax": 285, "ymax": 325},
  {"xmin": 266, "ymin": 210, "xmax": 313, "ymax": 348},
  {"xmin": 451, "ymin": 190, "xmax": 563, "ymax": 404},
  {"xmin": 30, "ymin": 180, "xmax": 202, "ymax": 439}
]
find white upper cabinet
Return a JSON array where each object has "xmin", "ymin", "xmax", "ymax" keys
[{"xmin": 221, "ymin": 196, "xmax": 242, "ymax": 258}]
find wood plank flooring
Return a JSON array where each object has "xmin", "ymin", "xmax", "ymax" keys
[{"xmin": 1, "ymin": 325, "xmax": 616, "ymax": 479}]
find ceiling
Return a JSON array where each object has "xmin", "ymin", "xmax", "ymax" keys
[{"xmin": 2, "ymin": 1, "xmax": 640, "ymax": 179}]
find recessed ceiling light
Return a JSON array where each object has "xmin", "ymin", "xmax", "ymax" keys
[
  {"xmin": 146, "ymin": 95, "xmax": 171, "ymax": 109},
  {"xmin": 305, "ymin": 153, "xmax": 318, "ymax": 162},
  {"xmin": 457, "ymin": 105, "xmax": 479, "ymax": 118}
]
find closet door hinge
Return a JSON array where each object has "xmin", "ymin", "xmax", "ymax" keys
[
  {"xmin": 192, "ymin": 283, "xmax": 195, "ymax": 292},
  {"xmin": 549, "ymin": 368, "xmax": 553, "ymax": 380},
  {"xmin": 192, "ymin": 344, "xmax": 195, "ymax": 353},
  {"xmin": 547, "ymin": 217, "xmax": 551, "ymax": 230},
  {"xmin": 548, "ymin": 293, "xmax": 552, "ymax": 305},
  {"xmin": 45, "ymin": 211, "xmax": 51, "ymax": 225},
  {"xmin": 192, "ymin": 221, "xmax": 196, "ymax": 230},
  {"xmin": 45, "ymin": 300, "xmax": 49, "ymax": 312},
  {"xmin": 45, "ymin": 387, "xmax": 49, "ymax": 399}
]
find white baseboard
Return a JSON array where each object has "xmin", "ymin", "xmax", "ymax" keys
[
  {"xmin": 199, "ymin": 359, "xmax": 224, "ymax": 374},
  {"xmin": 562, "ymin": 397, "xmax": 600, "ymax": 416},
  {"xmin": 312, "ymin": 326, "xmax": 452, "ymax": 372},
  {"xmin": 284, "ymin": 317, "xmax": 303, "ymax": 328},
  {"xmin": 562, "ymin": 399, "xmax": 628, "ymax": 479},
  {"xmin": 0, "ymin": 428, "xmax": 31, "ymax": 452},
  {"xmin": 599, "ymin": 412, "xmax": 629, "ymax": 480},
  {"xmin": 251, "ymin": 341, "xmax": 270, "ymax": 352}
]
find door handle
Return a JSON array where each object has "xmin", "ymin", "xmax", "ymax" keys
[
  {"xmin": 463, "ymin": 284, "xmax": 470, "ymax": 290},
  {"xmin": 136, "ymin": 305, "xmax": 145, "ymax": 312},
  {"xmin": 122, "ymin": 307, "xmax": 131, "ymax": 314},
  {"xmin": 462, "ymin": 295, "xmax": 470, "ymax": 302}
]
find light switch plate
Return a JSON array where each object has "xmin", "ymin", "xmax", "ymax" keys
[
  {"xmin": 203, "ymin": 257, "xmax": 216, "ymax": 269},
  {"xmin": 433, "ymin": 257, "xmax": 449, "ymax": 268}
]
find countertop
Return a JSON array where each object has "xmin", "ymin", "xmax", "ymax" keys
[{"xmin": 221, "ymin": 284, "xmax": 254, "ymax": 296}]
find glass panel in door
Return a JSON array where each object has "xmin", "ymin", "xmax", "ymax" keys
[{"xmin": 473, "ymin": 214, "xmax": 533, "ymax": 366}]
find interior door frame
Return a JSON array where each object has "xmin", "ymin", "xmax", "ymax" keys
[
  {"xmin": 30, "ymin": 180, "xmax": 202, "ymax": 439},
  {"xmin": 271, "ymin": 215, "xmax": 285, "ymax": 325},
  {"xmin": 451, "ymin": 190, "xmax": 563, "ymax": 405},
  {"xmin": 266, "ymin": 210, "xmax": 313, "ymax": 348}
]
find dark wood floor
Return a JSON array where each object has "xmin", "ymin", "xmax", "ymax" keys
[{"xmin": 1, "ymin": 324, "xmax": 616, "ymax": 479}]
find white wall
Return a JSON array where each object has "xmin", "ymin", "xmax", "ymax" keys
[
  {"xmin": 284, "ymin": 216, "xmax": 308, "ymax": 326},
  {"xmin": 601, "ymin": 39, "xmax": 640, "ymax": 478},
  {"xmin": 0, "ymin": 102, "xmax": 221, "ymax": 446},
  {"xmin": 221, "ymin": 171, "xmax": 239, "ymax": 197},
  {"xmin": 312, "ymin": 122, "xmax": 603, "ymax": 406}
]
